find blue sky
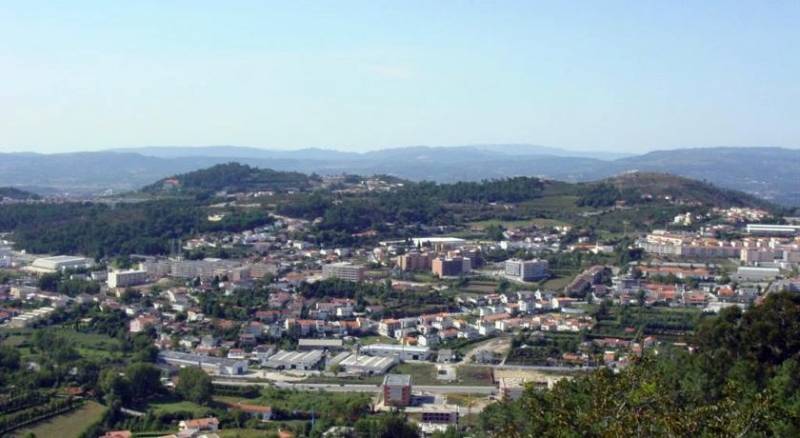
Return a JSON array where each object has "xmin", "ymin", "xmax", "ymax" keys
[{"xmin": 1, "ymin": 1, "xmax": 798, "ymax": 153}]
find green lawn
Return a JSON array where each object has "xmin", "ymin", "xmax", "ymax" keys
[{"xmin": 14, "ymin": 400, "xmax": 106, "ymax": 438}]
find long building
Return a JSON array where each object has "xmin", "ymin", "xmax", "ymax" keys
[
  {"xmin": 361, "ymin": 344, "xmax": 431, "ymax": 361},
  {"xmin": 159, "ymin": 350, "xmax": 248, "ymax": 375},
  {"xmin": 329, "ymin": 352, "xmax": 397, "ymax": 375},
  {"xmin": 746, "ymin": 224, "xmax": 800, "ymax": 236},
  {"xmin": 504, "ymin": 258, "xmax": 549, "ymax": 281},
  {"xmin": 263, "ymin": 350, "xmax": 324, "ymax": 370},
  {"xmin": 107, "ymin": 269, "xmax": 148, "ymax": 288},
  {"xmin": 322, "ymin": 262, "xmax": 365, "ymax": 282},
  {"xmin": 28, "ymin": 256, "xmax": 94, "ymax": 273}
]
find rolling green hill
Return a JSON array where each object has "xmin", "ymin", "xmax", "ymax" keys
[
  {"xmin": 0, "ymin": 187, "xmax": 41, "ymax": 200},
  {"xmin": 141, "ymin": 162, "xmax": 317, "ymax": 195},
  {"xmin": 586, "ymin": 172, "xmax": 777, "ymax": 210}
]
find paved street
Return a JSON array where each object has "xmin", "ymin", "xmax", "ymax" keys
[{"xmin": 213, "ymin": 379, "xmax": 497, "ymax": 395}]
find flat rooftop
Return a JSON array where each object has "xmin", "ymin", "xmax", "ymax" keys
[
  {"xmin": 35, "ymin": 255, "xmax": 91, "ymax": 263},
  {"xmin": 383, "ymin": 374, "xmax": 412, "ymax": 386}
]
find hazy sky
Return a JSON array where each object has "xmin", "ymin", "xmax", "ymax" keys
[{"xmin": 1, "ymin": 1, "xmax": 798, "ymax": 154}]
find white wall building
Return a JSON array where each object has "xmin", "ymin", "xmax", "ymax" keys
[
  {"xmin": 108, "ymin": 269, "xmax": 149, "ymax": 288},
  {"xmin": 505, "ymin": 258, "xmax": 549, "ymax": 281}
]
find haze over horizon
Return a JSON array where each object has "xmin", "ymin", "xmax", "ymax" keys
[{"xmin": 2, "ymin": 1, "xmax": 799, "ymax": 154}]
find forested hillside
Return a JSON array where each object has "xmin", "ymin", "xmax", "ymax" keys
[
  {"xmin": 142, "ymin": 162, "xmax": 316, "ymax": 195},
  {"xmin": 0, "ymin": 200, "xmax": 271, "ymax": 257},
  {"xmin": 0, "ymin": 187, "xmax": 40, "ymax": 200},
  {"xmin": 0, "ymin": 165, "xmax": 782, "ymax": 257}
]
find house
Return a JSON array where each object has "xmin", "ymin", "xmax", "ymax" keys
[
  {"xmin": 101, "ymin": 431, "xmax": 132, "ymax": 438},
  {"xmin": 179, "ymin": 417, "xmax": 220, "ymax": 432},
  {"xmin": 129, "ymin": 315, "xmax": 158, "ymax": 333},
  {"xmin": 234, "ymin": 403, "xmax": 273, "ymax": 421}
]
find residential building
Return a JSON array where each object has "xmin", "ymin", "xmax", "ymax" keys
[
  {"xmin": 108, "ymin": 269, "xmax": 148, "ymax": 288},
  {"xmin": 322, "ymin": 262, "xmax": 366, "ymax": 282},
  {"xmin": 395, "ymin": 252, "xmax": 432, "ymax": 272},
  {"xmin": 233, "ymin": 403, "xmax": 273, "ymax": 421},
  {"xmin": 179, "ymin": 417, "xmax": 219, "ymax": 432},
  {"xmin": 383, "ymin": 374, "xmax": 412, "ymax": 407},
  {"xmin": 504, "ymin": 258, "xmax": 549, "ymax": 281},
  {"xmin": 432, "ymin": 256, "xmax": 470, "ymax": 278}
]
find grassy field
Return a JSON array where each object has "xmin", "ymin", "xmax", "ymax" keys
[
  {"xmin": 389, "ymin": 362, "xmax": 440, "ymax": 385},
  {"xmin": 1, "ymin": 326, "xmax": 123, "ymax": 361},
  {"xmin": 355, "ymin": 335, "xmax": 398, "ymax": 345},
  {"xmin": 468, "ymin": 218, "xmax": 568, "ymax": 230},
  {"xmin": 460, "ymin": 280, "xmax": 499, "ymax": 294},
  {"xmin": 521, "ymin": 195, "xmax": 583, "ymax": 211},
  {"xmin": 149, "ymin": 399, "xmax": 212, "ymax": 416},
  {"xmin": 219, "ymin": 423, "xmax": 307, "ymax": 438},
  {"xmin": 14, "ymin": 400, "xmax": 106, "ymax": 438},
  {"xmin": 455, "ymin": 365, "xmax": 495, "ymax": 386},
  {"xmin": 388, "ymin": 362, "xmax": 495, "ymax": 387},
  {"xmin": 215, "ymin": 388, "xmax": 373, "ymax": 416},
  {"xmin": 536, "ymin": 275, "xmax": 575, "ymax": 291}
]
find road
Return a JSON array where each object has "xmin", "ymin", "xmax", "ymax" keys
[{"xmin": 213, "ymin": 379, "xmax": 497, "ymax": 395}]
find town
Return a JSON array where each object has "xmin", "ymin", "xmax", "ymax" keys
[{"xmin": 2, "ymin": 171, "xmax": 799, "ymax": 437}]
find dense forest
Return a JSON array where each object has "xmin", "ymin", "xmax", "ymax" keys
[
  {"xmin": 479, "ymin": 292, "xmax": 800, "ymax": 436},
  {"xmin": 0, "ymin": 200, "xmax": 272, "ymax": 257},
  {"xmin": 278, "ymin": 178, "xmax": 552, "ymax": 242}
]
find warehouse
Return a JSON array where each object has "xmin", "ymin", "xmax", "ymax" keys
[
  {"xmin": 263, "ymin": 350, "xmax": 324, "ymax": 370},
  {"xmin": 27, "ymin": 255, "xmax": 94, "ymax": 273},
  {"xmin": 159, "ymin": 350, "xmax": 248, "ymax": 375},
  {"xmin": 360, "ymin": 344, "xmax": 431, "ymax": 361},
  {"xmin": 298, "ymin": 338, "xmax": 344, "ymax": 351},
  {"xmin": 329, "ymin": 352, "xmax": 397, "ymax": 375}
]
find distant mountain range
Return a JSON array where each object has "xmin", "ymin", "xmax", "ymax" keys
[{"xmin": 0, "ymin": 145, "xmax": 797, "ymax": 206}]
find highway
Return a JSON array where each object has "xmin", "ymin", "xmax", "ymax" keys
[{"xmin": 213, "ymin": 379, "xmax": 497, "ymax": 395}]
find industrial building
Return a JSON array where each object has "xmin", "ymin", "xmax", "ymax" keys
[
  {"xmin": 8, "ymin": 306, "xmax": 55, "ymax": 328},
  {"xmin": 411, "ymin": 237, "xmax": 466, "ymax": 252},
  {"xmin": 361, "ymin": 344, "xmax": 431, "ymax": 361},
  {"xmin": 28, "ymin": 255, "xmax": 94, "ymax": 273},
  {"xmin": 159, "ymin": 350, "xmax": 248, "ymax": 375},
  {"xmin": 322, "ymin": 262, "xmax": 366, "ymax": 282},
  {"xmin": 329, "ymin": 352, "xmax": 397, "ymax": 375},
  {"xmin": 504, "ymin": 258, "xmax": 549, "ymax": 281},
  {"xmin": 735, "ymin": 266, "xmax": 781, "ymax": 282},
  {"xmin": 263, "ymin": 350, "xmax": 324, "ymax": 370},
  {"xmin": 298, "ymin": 338, "xmax": 344, "ymax": 350},
  {"xmin": 746, "ymin": 224, "xmax": 800, "ymax": 236}
]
